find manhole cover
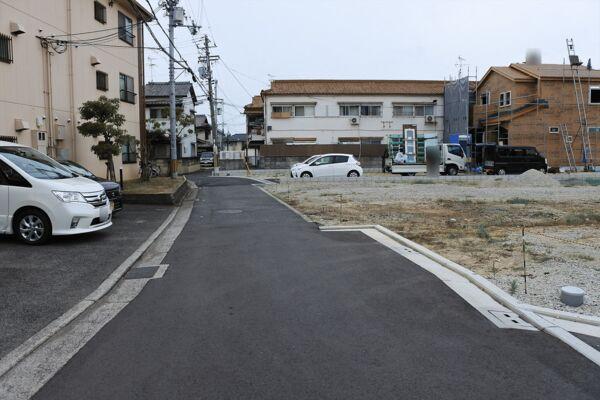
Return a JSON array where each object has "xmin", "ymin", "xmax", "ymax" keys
[{"xmin": 217, "ymin": 209, "xmax": 243, "ymax": 214}]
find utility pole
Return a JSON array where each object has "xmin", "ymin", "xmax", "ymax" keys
[
  {"xmin": 165, "ymin": 0, "xmax": 181, "ymax": 178},
  {"xmin": 202, "ymin": 35, "xmax": 219, "ymax": 173}
]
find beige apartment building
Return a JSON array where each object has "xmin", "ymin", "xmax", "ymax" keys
[{"xmin": 0, "ymin": 0, "xmax": 151, "ymax": 180}]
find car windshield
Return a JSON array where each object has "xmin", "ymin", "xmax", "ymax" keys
[
  {"xmin": 0, "ymin": 146, "xmax": 75, "ymax": 179},
  {"xmin": 200, "ymin": 152, "xmax": 213, "ymax": 159},
  {"xmin": 302, "ymin": 155, "xmax": 320, "ymax": 164},
  {"xmin": 60, "ymin": 161, "xmax": 95, "ymax": 178}
]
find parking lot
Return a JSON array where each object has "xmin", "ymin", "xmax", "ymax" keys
[{"xmin": 0, "ymin": 204, "xmax": 173, "ymax": 358}]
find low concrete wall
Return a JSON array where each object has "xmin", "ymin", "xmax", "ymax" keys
[
  {"xmin": 122, "ymin": 178, "xmax": 190, "ymax": 205},
  {"xmin": 219, "ymin": 159, "xmax": 245, "ymax": 170}
]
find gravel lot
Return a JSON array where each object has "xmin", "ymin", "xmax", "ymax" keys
[{"xmin": 267, "ymin": 171, "xmax": 600, "ymax": 316}]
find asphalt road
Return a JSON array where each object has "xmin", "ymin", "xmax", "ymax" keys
[
  {"xmin": 35, "ymin": 176, "xmax": 600, "ymax": 399},
  {"xmin": 0, "ymin": 204, "xmax": 173, "ymax": 358}
]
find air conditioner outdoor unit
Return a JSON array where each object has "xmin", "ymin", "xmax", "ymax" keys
[
  {"xmin": 350, "ymin": 117, "xmax": 360, "ymax": 125},
  {"xmin": 425, "ymin": 115, "xmax": 436, "ymax": 123}
]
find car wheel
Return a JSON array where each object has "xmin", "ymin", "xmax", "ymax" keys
[
  {"xmin": 13, "ymin": 209, "xmax": 52, "ymax": 245},
  {"xmin": 347, "ymin": 170, "xmax": 360, "ymax": 178},
  {"xmin": 300, "ymin": 172, "xmax": 312, "ymax": 178},
  {"xmin": 497, "ymin": 168, "xmax": 507, "ymax": 175},
  {"xmin": 446, "ymin": 165, "xmax": 458, "ymax": 176}
]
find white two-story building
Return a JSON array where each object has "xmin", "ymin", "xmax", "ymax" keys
[{"xmin": 261, "ymin": 80, "xmax": 445, "ymax": 146}]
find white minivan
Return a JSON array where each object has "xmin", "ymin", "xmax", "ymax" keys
[{"xmin": 0, "ymin": 141, "xmax": 112, "ymax": 244}]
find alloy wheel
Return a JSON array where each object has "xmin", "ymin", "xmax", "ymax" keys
[{"xmin": 19, "ymin": 215, "xmax": 45, "ymax": 243}]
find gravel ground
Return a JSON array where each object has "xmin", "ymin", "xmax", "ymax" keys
[{"xmin": 266, "ymin": 171, "xmax": 600, "ymax": 316}]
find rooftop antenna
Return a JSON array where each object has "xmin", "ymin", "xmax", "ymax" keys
[
  {"xmin": 455, "ymin": 56, "xmax": 467, "ymax": 79},
  {"xmin": 147, "ymin": 56, "xmax": 157, "ymax": 82}
]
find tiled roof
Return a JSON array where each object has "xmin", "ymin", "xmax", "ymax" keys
[
  {"xmin": 491, "ymin": 67, "xmax": 535, "ymax": 81},
  {"xmin": 225, "ymin": 133, "xmax": 247, "ymax": 142},
  {"xmin": 244, "ymin": 95, "xmax": 264, "ymax": 112},
  {"xmin": 262, "ymin": 80, "xmax": 446, "ymax": 96},
  {"xmin": 195, "ymin": 114, "xmax": 210, "ymax": 128},
  {"xmin": 145, "ymin": 82, "xmax": 197, "ymax": 103}
]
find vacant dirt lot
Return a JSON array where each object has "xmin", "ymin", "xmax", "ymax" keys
[{"xmin": 267, "ymin": 172, "xmax": 600, "ymax": 316}]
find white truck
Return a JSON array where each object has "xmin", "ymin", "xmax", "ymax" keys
[{"xmin": 391, "ymin": 143, "xmax": 466, "ymax": 175}]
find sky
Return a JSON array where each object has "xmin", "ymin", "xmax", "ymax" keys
[{"xmin": 143, "ymin": 0, "xmax": 600, "ymax": 134}]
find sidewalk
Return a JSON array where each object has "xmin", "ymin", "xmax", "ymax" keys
[{"xmin": 0, "ymin": 204, "xmax": 173, "ymax": 359}]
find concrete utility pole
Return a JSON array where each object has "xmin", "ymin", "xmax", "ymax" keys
[
  {"xmin": 202, "ymin": 35, "xmax": 219, "ymax": 174},
  {"xmin": 165, "ymin": 0, "xmax": 180, "ymax": 178}
]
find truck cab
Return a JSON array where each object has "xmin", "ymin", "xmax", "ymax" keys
[{"xmin": 391, "ymin": 143, "xmax": 466, "ymax": 175}]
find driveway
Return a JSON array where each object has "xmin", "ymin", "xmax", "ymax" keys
[
  {"xmin": 33, "ymin": 176, "xmax": 600, "ymax": 399},
  {"xmin": 0, "ymin": 204, "xmax": 173, "ymax": 358}
]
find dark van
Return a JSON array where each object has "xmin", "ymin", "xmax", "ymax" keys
[{"xmin": 481, "ymin": 145, "xmax": 547, "ymax": 175}]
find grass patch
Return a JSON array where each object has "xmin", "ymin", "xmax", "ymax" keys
[
  {"xmin": 509, "ymin": 279, "xmax": 518, "ymax": 295},
  {"xmin": 564, "ymin": 212, "xmax": 600, "ymax": 225},
  {"xmin": 476, "ymin": 224, "xmax": 491, "ymax": 240},
  {"xmin": 122, "ymin": 176, "xmax": 185, "ymax": 195},
  {"xmin": 506, "ymin": 198, "xmax": 533, "ymax": 205},
  {"xmin": 569, "ymin": 253, "xmax": 595, "ymax": 262}
]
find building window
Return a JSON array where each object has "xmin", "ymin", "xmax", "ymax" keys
[
  {"xmin": 119, "ymin": 73, "xmax": 135, "ymax": 103},
  {"xmin": 94, "ymin": 1, "xmax": 107, "ymax": 24},
  {"xmin": 392, "ymin": 104, "xmax": 434, "ymax": 117},
  {"xmin": 499, "ymin": 91, "xmax": 511, "ymax": 107},
  {"xmin": 340, "ymin": 105, "xmax": 360, "ymax": 116},
  {"xmin": 360, "ymin": 105, "xmax": 381, "ymax": 116},
  {"xmin": 96, "ymin": 71, "xmax": 108, "ymax": 91},
  {"xmin": 549, "ymin": 126, "xmax": 559, "ymax": 134},
  {"xmin": 480, "ymin": 92, "xmax": 489, "ymax": 105},
  {"xmin": 293, "ymin": 105, "xmax": 315, "ymax": 117},
  {"xmin": 590, "ymin": 87, "xmax": 600, "ymax": 104},
  {"xmin": 149, "ymin": 108, "xmax": 163, "ymax": 118},
  {"xmin": 271, "ymin": 105, "xmax": 292, "ymax": 118},
  {"xmin": 589, "ymin": 127, "xmax": 600, "ymax": 134},
  {"xmin": 0, "ymin": 33, "xmax": 13, "ymax": 64},
  {"xmin": 121, "ymin": 136, "xmax": 137, "ymax": 164},
  {"xmin": 118, "ymin": 12, "xmax": 134, "ymax": 45},
  {"xmin": 340, "ymin": 104, "xmax": 382, "ymax": 117}
]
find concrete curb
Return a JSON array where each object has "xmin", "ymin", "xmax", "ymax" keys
[
  {"xmin": 209, "ymin": 175, "xmax": 275, "ymax": 185},
  {"xmin": 320, "ymin": 224, "xmax": 600, "ymax": 368},
  {"xmin": 522, "ymin": 304, "xmax": 600, "ymax": 327},
  {"xmin": 0, "ymin": 202, "xmax": 182, "ymax": 379}
]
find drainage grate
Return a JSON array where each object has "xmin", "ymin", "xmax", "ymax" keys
[{"xmin": 488, "ymin": 310, "xmax": 535, "ymax": 330}]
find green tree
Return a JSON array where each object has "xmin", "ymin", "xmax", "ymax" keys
[{"xmin": 78, "ymin": 96, "xmax": 133, "ymax": 181}]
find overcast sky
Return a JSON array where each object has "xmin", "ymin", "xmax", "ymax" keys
[{"xmin": 144, "ymin": 0, "xmax": 600, "ymax": 134}]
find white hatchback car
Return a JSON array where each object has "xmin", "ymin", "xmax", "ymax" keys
[
  {"xmin": 0, "ymin": 141, "xmax": 112, "ymax": 244},
  {"xmin": 290, "ymin": 153, "xmax": 363, "ymax": 178}
]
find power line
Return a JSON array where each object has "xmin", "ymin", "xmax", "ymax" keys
[{"xmin": 219, "ymin": 58, "xmax": 254, "ymax": 98}]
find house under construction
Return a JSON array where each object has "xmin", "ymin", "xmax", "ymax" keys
[{"xmin": 472, "ymin": 58, "xmax": 600, "ymax": 170}]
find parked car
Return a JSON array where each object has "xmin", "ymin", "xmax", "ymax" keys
[
  {"xmin": 290, "ymin": 153, "xmax": 363, "ymax": 178},
  {"xmin": 59, "ymin": 160, "xmax": 123, "ymax": 213},
  {"xmin": 290, "ymin": 155, "xmax": 322, "ymax": 172},
  {"xmin": 199, "ymin": 151, "xmax": 214, "ymax": 167},
  {"xmin": 0, "ymin": 141, "xmax": 112, "ymax": 245},
  {"xmin": 481, "ymin": 145, "xmax": 548, "ymax": 175}
]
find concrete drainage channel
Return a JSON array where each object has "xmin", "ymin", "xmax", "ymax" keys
[
  {"xmin": 319, "ymin": 224, "xmax": 600, "ymax": 368},
  {"xmin": 0, "ymin": 183, "xmax": 198, "ymax": 400}
]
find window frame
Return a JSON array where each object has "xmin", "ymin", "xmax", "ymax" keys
[
  {"xmin": 119, "ymin": 73, "xmax": 136, "ymax": 104},
  {"xmin": 499, "ymin": 91, "xmax": 511, "ymax": 107},
  {"xmin": 118, "ymin": 11, "xmax": 134, "ymax": 46},
  {"xmin": 480, "ymin": 91, "xmax": 490, "ymax": 105},
  {"xmin": 96, "ymin": 70, "xmax": 108, "ymax": 91},
  {"xmin": 340, "ymin": 103, "xmax": 382, "ymax": 117},
  {"xmin": 0, "ymin": 33, "xmax": 13, "ymax": 64},
  {"xmin": 121, "ymin": 136, "xmax": 138, "ymax": 164},
  {"xmin": 94, "ymin": 1, "xmax": 107, "ymax": 24},
  {"xmin": 293, "ymin": 105, "xmax": 315, "ymax": 117},
  {"xmin": 589, "ymin": 87, "xmax": 600, "ymax": 105}
]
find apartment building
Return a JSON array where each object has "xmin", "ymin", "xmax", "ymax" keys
[
  {"xmin": 261, "ymin": 80, "xmax": 445, "ymax": 146},
  {"xmin": 473, "ymin": 62, "xmax": 600, "ymax": 168},
  {"xmin": 0, "ymin": 0, "xmax": 151, "ymax": 180},
  {"xmin": 145, "ymin": 81, "xmax": 198, "ymax": 159}
]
